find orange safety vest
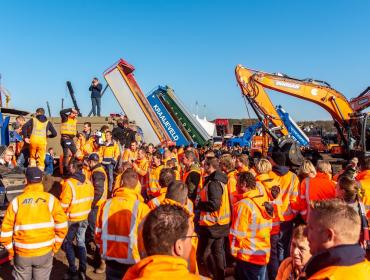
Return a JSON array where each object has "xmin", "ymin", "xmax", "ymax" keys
[
  {"xmin": 91, "ymin": 165, "xmax": 108, "ymax": 207},
  {"xmin": 30, "ymin": 117, "xmax": 48, "ymax": 143},
  {"xmin": 199, "ymin": 180, "xmax": 230, "ymax": 227},
  {"xmin": 357, "ymin": 170, "xmax": 370, "ymax": 220},
  {"xmin": 269, "ymin": 170, "xmax": 299, "ymax": 222},
  {"xmin": 308, "ymin": 260, "xmax": 370, "ymax": 280},
  {"xmin": 148, "ymin": 165, "xmax": 164, "ymax": 197},
  {"xmin": 60, "ymin": 177, "xmax": 94, "ymax": 222},
  {"xmin": 256, "ymin": 173, "xmax": 282, "ymax": 235},
  {"xmin": 95, "ymin": 188, "xmax": 150, "ymax": 264},
  {"xmin": 0, "ymin": 183, "xmax": 68, "ymax": 257},
  {"xmin": 60, "ymin": 116, "xmax": 77, "ymax": 136},
  {"xmin": 122, "ymin": 255, "xmax": 203, "ymax": 280},
  {"xmin": 229, "ymin": 188, "xmax": 272, "ymax": 265}
]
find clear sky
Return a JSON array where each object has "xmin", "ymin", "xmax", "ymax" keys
[{"xmin": 1, "ymin": 0, "xmax": 369, "ymax": 121}]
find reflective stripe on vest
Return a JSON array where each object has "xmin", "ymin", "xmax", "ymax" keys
[
  {"xmin": 230, "ymin": 199, "xmax": 265, "ymax": 254},
  {"xmin": 101, "ymin": 199, "xmax": 140, "ymax": 264},
  {"xmin": 199, "ymin": 182, "xmax": 230, "ymax": 225},
  {"xmin": 67, "ymin": 180, "xmax": 94, "ymax": 206},
  {"xmin": 10, "ymin": 194, "xmax": 58, "ymax": 249},
  {"xmin": 31, "ymin": 118, "xmax": 48, "ymax": 138}
]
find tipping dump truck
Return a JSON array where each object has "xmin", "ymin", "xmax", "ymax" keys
[
  {"xmin": 153, "ymin": 85, "xmax": 212, "ymax": 146},
  {"xmin": 103, "ymin": 59, "xmax": 170, "ymax": 145}
]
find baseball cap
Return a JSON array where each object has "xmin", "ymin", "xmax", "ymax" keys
[
  {"xmin": 88, "ymin": 153, "xmax": 100, "ymax": 162},
  {"xmin": 25, "ymin": 167, "xmax": 43, "ymax": 183}
]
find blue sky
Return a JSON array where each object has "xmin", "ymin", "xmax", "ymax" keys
[{"xmin": 1, "ymin": 0, "xmax": 369, "ymax": 121}]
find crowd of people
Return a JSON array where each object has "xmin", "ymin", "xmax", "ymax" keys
[{"xmin": 0, "ymin": 106, "xmax": 370, "ymax": 280}]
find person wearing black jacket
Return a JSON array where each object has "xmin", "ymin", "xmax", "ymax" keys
[
  {"xmin": 89, "ymin": 77, "xmax": 103, "ymax": 117},
  {"xmin": 60, "ymin": 108, "xmax": 78, "ymax": 173},
  {"xmin": 196, "ymin": 157, "xmax": 229, "ymax": 280},
  {"xmin": 22, "ymin": 107, "xmax": 57, "ymax": 170}
]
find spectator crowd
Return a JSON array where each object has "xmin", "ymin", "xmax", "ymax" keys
[{"xmin": 0, "ymin": 106, "xmax": 370, "ymax": 280}]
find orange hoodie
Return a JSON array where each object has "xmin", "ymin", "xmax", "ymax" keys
[{"xmin": 123, "ymin": 255, "xmax": 204, "ymax": 280}]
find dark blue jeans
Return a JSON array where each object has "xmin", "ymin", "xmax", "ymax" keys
[
  {"xmin": 278, "ymin": 220, "xmax": 294, "ymax": 261},
  {"xmin": 86, "ymin": 206, "xmax": 99, "ymax": 244},
  {"xmin": 63, "ymin": 220, "xmax": 88, "ymax": 273},
  {"xmin": 235, "ymin": 259, "xmax": 266, "ymax": 280},
  {"xmin": 91, "ymin": 97, "xmax": 101, "ymax": 116},
  {"xmin": 103, "ymin": 163, "xmax": 115, "ymax": 193},
  {"xmin": 267, "ymin": 234, "xmax": 280, "ymax": 280}
]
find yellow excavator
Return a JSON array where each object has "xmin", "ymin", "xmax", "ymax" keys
[{"xmin": 235, "ymin": 65, "xmax": 370, "ymax": 164}]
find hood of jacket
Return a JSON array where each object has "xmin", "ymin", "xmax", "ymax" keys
[
  {"xmin": 206, "ymin": 170, "xmax": 228, "ymax": 184},
  {"xmin": 70, "ymin": 171, "xmax": 86, "ymax": 183},
  {"xmin": 36, "ymin": 115, "xmax": 48, "ymax": 123},
  {"xmin": 113, "ymin": 187, "xmax": 144, "ymax": 202},
  {"xmin": 272, "ymin": 165, "xmax": 290, "ymax": 176},
  {"xmin": 304, "ymin": 244, "xmax": 365, "ymax": 278},
  {"xmin": 123, "ymin": 255, "xmax": 193, "ymax": 280}
]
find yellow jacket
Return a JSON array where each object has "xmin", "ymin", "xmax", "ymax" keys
[
  {"xmin": 123, "ymin": 255, "xmax": 205, "ymax": 280},
  {"xmin": 0, "ymin": 183, "xmax": 68, "ymax": 257},
  {"xmin": 60, "ymin": 174, "xmax": 94, "ymax": 222},
  {"xmin": 95, "ymin": 187, "xmax": 150, "ymax": 264}
]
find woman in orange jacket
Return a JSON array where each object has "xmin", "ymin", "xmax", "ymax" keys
[{"xmin": 276, "ymin": 225, "xmax": 311, "ymax": 280}]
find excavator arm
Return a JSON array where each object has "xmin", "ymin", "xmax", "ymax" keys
[
  {"xmin": 235, "ymin": 66, "xmax": 305, "ymax": 165},
  {"xmin": 235, "ymin": 66, "xmax": 290, "ymax": 141},
  {"xmin": 235, "ymin": 65, "xmax": 370, "ymax": 160},
  {"xmin": 236, "ymin": 65, "xmax": 355, "ymax": 126}
]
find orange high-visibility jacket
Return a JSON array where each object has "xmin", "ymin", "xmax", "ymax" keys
[
  {"xmin": 123, "ymin": 149, "xmax": 138, "ymax": 162},
  {"xmin": 60, "ymin": 116, "xmax": 77, "ymax": 136},
  {"xmin": 229, "ymin": 188, "xmax": 272, "ymax": 265},
  {"xmin": 101, "ymin": 141, "xmax": 120, "ymax": 163},
  {"xmin": 256, "ymin": 173, "xmax": 282, "ymax": 235},
  {"xmin": 91, "ymin": 165, "xmax": 108, "ymax": 207},
  {"xmin": 123, "ymin": 255, "xmax": 205, "ymax": 280},
  {"xmin": 95, "ymin": 187, "xmax": 150, "ymax": 264},
  {"xmin": 148, "ymin": 165, "xmax": 164, "ymax": 197},
  {"xmin": 357, "ymin": 170, "xmax": 370, "ymax": 219},
  {"xmin": 298, "ymin": 172, "xmax": 336, "ymax": 220},
  {"xmin": 199, "ymin": 181, "xmax": 231, "ymax": 227},
  {"xmin": 308, "ymin": 260, "xmax": 370, "ymax": 280},
  {"xmin": 134, "ymin": 158, "xmax": 149, "ymax": 190},
  {"xmin": 269, "ymin": 170, "xmax": 299, "ymax": 222},
  {"xmin": 60, "ymin": 176, "xmax": 94, "ymax": 222},
  {"xmin": 0, "ymin": 183, "xmax": 68, "ymax": 257}
]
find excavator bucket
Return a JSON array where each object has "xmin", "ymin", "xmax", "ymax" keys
[{"xmin": 280, "ymin": 140, "xmax": 304, "ymax": 166}]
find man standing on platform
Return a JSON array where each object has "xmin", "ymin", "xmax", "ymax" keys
[{"xmin": 89, "ymin": 77, "xmax": 102, "ymax": 117}]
